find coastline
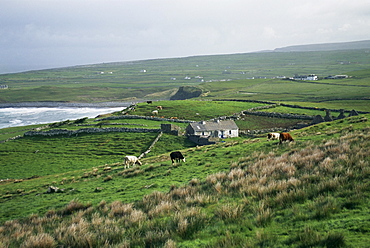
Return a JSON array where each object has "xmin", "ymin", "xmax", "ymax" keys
[{"xmin": 0, "ymin": 101, "xmax": 132, "ymax": 108}]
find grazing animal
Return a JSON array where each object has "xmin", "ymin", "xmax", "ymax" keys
[
  {"xmin": 124, "ymin": 156, "xmax": 142, "ymax": 169},
  {"xmin": 279, "ymin": 132, "xmax": 294, "ymax": 144},
  {"xmin": 156, "ymin": 106, "xmax": 163, "ymax": 110},
  {"xmin": 267, "ymin": 132, "xmax": 280, "ymax": 141},
  {"xmin": 147, "ymin": 101, "xmax": 152, "ymax": 104},
  {"xmin": 152, "ymin": 110, "xmax": 158, "ymax": 115},
  {"xmin": 170, "ymin": 151, "xmax": 185, "ymax": 164}
]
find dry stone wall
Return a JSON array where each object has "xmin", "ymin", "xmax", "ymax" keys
[
  {"xmin": 96, "ymin": 115, "xmax": 194, "ymax": 123},
  {"xmin": 24, "ymin": 127, "xmax": 161, "ymax": 137},
  {"xmin": 241, "ymin": 110, "xmax": 314, "ymax": 120}
]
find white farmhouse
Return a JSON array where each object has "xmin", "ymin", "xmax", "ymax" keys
[
  {"xmin": 186, "ymin": 120, "xmax": 239, "ymax": 138},
  {"xmin": 293, "ymin": 74, "xmax": 318, "ymax": 80}
]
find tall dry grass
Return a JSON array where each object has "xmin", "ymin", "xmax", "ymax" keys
[{"xmin": 214, "ymin": 203, "xmax": 244, "ymax": 223}]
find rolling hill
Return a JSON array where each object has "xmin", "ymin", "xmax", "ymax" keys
[
  {"xmin": 273, "ymin": 39, "xmax": 370, "ymax": 52},
  {"xmin": 1, "ymin": 40, "xmax": 370, "ymax": 105}
]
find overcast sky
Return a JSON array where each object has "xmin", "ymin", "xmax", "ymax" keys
[{"xmin": 1, "ymin": 0, "xmax": 369, "ymax": 74}]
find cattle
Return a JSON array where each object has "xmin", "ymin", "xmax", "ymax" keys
[
  {"xmin": 267, "ymin": 132, "xmax": 280, "ymax": 141},
  {"xmin": 152, "ymin": 110, "xmax": 158, "ymax": 115},
  {"xmin": 170, "ymin": 151, "xmax": 185, "ymax": 164},
  {"xmin": 147, "ymin": 101, "xmax": 152, "ymax": 104},
  {"xmin": 279, "ymin": 132, "xmax": 294, "ymax": 144},
  {"xmin": 124, "ymin": 156, "xmax": 142, "ymax": 169},
  {"xmin": 156, "ymin": 106, "xmax": 163, "ymax": 110}
]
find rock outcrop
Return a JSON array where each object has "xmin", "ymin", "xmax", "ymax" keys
[{"xmin": 170, "ymin": 86, "xmax": 203, "ymax": 100}]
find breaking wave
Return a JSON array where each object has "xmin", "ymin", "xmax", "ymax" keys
[{"xmin": 0, "ymin": 107, "xmax": 125, "ymax": 129}]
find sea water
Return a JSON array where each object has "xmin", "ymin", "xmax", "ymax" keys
[{"xmin": 0, "ymin": 107, "xmax": 125, "ymax": 129}]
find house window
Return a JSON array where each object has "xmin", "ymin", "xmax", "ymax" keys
[{"xmin": 229, "ymin": 130, "xmax": 232, "ymax": 135}]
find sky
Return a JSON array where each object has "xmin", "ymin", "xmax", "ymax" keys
[{"xmin": 1, "ymin": 0, "xmax": 370, "ymax": 74}]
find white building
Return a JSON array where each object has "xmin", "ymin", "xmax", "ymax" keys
[
  {"xmin": 293, "ymin": 74, "xmax": 318, "ymax": 80},
  {"xmin": 186, "ymin": 120, "xmax": 239, "ymax": 138}
]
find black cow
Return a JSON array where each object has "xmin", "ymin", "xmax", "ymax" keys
[{"xmin": 170, "ymin": 151, "xmax": 185, "ymax": 164}]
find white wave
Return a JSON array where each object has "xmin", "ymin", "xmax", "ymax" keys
[
  {"xmin": 0, "ymin": 107, "xmax": 125, "ymax": 129},
  {"xmin": 9, "ymin": 119, "xmax": 23, "ymax": 125}
]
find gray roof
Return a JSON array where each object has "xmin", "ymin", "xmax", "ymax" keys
[{"xmin": 189, "ymin": 120, "xmax": 238, "ymax": 132}]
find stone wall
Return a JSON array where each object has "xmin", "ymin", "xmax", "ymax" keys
[
  {"xmin": 24, "ymin": 127, "xmax": 161, "ymax": 137},
  {"xmin": 241, "ymin": 110, "xmax": 314, "ymax": 120},
  {"xmin": 21, "ymin": 115, "xmax": 192, "ymax": 137},
  {"xmin": 215, "ymin": 99, "xmax": 369, "ymax": 114},
  {"xmin": 96, "ymin": 115, "xmax": 194, "ymax": 123}
]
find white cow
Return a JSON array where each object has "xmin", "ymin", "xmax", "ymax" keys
[
  {"xmin": 152, "ymin": 110, "xmax": 158, "ymax": 115},
  {"xmin": 267, "ymin": 133, "xmax": 280, "ymax": 141},
  {"xmin": 124, "ymin": 156, "xmax": 142, "ymax": 169}
]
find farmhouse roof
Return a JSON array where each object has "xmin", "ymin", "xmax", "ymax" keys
[{"xmin": 189, "ymin": 120, "xmax": 238, "ymax": 132}]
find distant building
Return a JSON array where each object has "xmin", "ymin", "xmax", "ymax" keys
[
  {"xmin": 324, "ymin": 75, "xmax": 348, "ymax": 79},
  {"xmin": 0, "ymin": 85, "xmax": 8, "ymax": 89},
  {"xmin": 293, "ymin": 74, "xmax": 318, "ymax": 80}
]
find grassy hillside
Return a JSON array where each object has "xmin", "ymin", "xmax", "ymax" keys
[
  {"xmin": 0, "ymin": 109, "xmax": 369, "ymax": 247},
  {"xmin": 0, "ymin": 47, "xmax": 369, "ymax": 246},
  {"xmin": 1, "ymin": 49, "xmax": 370, "ymax": 104},
  {"xmin": 0, "ymin": 100, "xmax": 307, "ymax": 179}
]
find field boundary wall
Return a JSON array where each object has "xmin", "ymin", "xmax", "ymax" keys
[{"xmin": 24, "ymin": 127, "xmax": 161, "ymax": 137}]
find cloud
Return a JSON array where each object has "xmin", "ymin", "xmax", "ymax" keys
[{"xmin": 1, "ymin": 0, "xmax": 370, "ymax": 73}]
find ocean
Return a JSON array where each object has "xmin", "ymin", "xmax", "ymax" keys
[{"xmin": 0, "ymin": 106, "xmax": 126, "ymax": 129}]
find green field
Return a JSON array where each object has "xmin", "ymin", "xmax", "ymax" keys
[{"xmin": 1, "ymin": 49, "xmax": 370, "ymax": 107}]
